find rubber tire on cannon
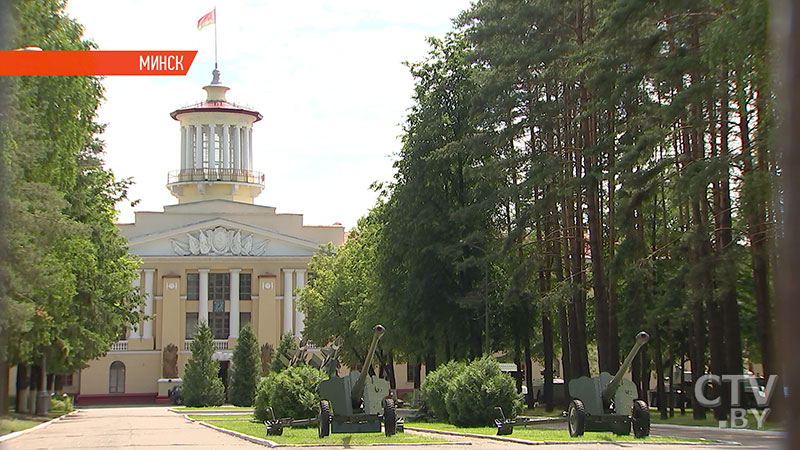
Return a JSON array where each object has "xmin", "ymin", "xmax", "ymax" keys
[
  {"xmin": 318, "ymin": 400, "xmax": 331, "ymax": 438},
  {"xmin": 383, "ymin": 398, "xmax": 397, "ymax": 436},
  {"xmin": 568, "ymin": 399, "xmax": 586, "ymax": 437},
  {"xmin": 632, "ymin": 399, "xmax": 650, "ymax": 438}
]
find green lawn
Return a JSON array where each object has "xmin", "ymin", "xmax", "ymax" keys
[
  {"xmin": 523, "ymin": 405, "xmax": 783, "ymax": 432},
  {"xmin": 208, "ymin": 420, "xmax": 446, "ymax": 445},
  {"xmin": 649, "ymin": 409, "xmax": 783, "ymax": 431},
  {"xmin": 407, "ymin": 421, "xmax": 690, "ymax": 442},
  {"xmin": 0, "ymin": 416, "xmax": 48, "ymax": 436}
]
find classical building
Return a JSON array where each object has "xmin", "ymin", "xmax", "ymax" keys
[{"xmin": 74, "ymin": 69, "xmax": 345, "ymax": 403}]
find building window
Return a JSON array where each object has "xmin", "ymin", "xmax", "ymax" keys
[
  {"xmin": 239, "ymin": 273, "xmax": 251, "ymax": 300},
  {"xmin": 240, "ymin": 312, "xmax": 251, "ymax": 328},
  {"xmin": 208, "ymin": 273, "xmax": 229, "ymax": 300},
  {"xmin": 64, "ymin": 374, "xmax": 74, "ymax": 386},
  {"xmin": 407, "ymin": 363, "xmax": 414, "ymax": 383},
  {"xmin": 209, "ymin": 312, "xmax": 230, "ymax": 339},
  {"xmin": 187, "ymin": 273, "xmax": 199, "ymax": 300},
  {"xmin": 109, "ymin": 361, "xmax": 125, "ymax": 394},
  {"xmin": 186, "ymin": 313, "xmax": 198, "ymax": 339}
]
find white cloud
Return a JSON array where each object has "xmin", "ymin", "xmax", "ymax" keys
[{"xmin": 65, "ymin": 0, "xmax": 472, "ymax": 229}]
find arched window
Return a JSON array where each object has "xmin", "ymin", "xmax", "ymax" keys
[{"xmin": 109, "ymin": 361, "xmax": 125, "ymax": 393}]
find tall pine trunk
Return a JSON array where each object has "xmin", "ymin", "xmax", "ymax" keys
[
  {"xmin": 607, "ymin": 112, "xmax": 620, "ymax": 373},
  {"xmin": 717, "ymin": 73, "xmax": 743, "ymax": 378},
  {"xmin": 707, "ymin": 90, "xmax": 728, "ymax": 421},
  {"xmin": 737, "ymin": 74, "xmax": 774, "ymax": 377}
]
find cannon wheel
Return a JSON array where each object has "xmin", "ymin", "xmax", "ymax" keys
[
  {"xmin": 568, "ymin": 399, "xmax": 586, "ymax": 437},
  {"xmin": 318, "ymin": 400, "xmax": 330, "ymax": 438},
  {"xmin": 383, "ymin": 398, "xmax": 397, "ymax": 436},
  {"xmin": 632, "ymin": 399, "xmax": 650, "ymax": 438}
]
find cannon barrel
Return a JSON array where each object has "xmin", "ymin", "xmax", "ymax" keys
[
  {"xmin": 602, "ymin": 331, "xmax": 649, "ymax": 407},
  {"xmin": 351, "ymin": 324, "xmax": 385, "ymax": 408}
]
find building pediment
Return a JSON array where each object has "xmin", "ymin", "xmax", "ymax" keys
[
  {"xmin": 127, "ymin": 218, "xmax": 321, "ymax": 257},
  {"xmin": 170, "ymin": 226, "xmax": 269, "ymax": 256}
]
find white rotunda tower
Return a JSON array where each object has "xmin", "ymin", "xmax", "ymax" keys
[{"xmin": 167, "ymin": 68, "xmax": 264, "ymax": 203}]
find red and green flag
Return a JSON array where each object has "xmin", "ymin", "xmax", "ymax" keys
[{"xmin": 197, "ymin": 9, "xmax": 215, "ymax": 31}]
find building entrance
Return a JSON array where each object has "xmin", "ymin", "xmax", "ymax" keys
[{"xmin": 218, "ymin": 360, "xmax": 230, "ymax": 389}]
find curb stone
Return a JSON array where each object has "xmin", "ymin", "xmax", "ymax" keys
[{"xmin": 0, "ymin": 409, "xmax": 80, "ymax": 443}]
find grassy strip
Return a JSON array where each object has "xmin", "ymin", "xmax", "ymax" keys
[
  {"xmin": 408, "ymin": 421, "xmax": 690, "ymax": 442},
  {"xmin": 0, "ymin": 415, "xmax": 51, "ymax": 436},
  {"xmin": 649, "ymin": 409, "xmax": 783, "ymax": 431},
  {"xmin": 525, "ymin": 405, "xmax": 783, "ymax": 432},
  {"xmin": 210, "ymin": 420, "xmax": 447, "ymax": 445}
]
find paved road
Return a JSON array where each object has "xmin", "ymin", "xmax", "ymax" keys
[
  {"xmin": 0, "ymin": 406, "xmax": 784, "ymax": 449},
  {"xmin": 651, "ymin": 424, "xmax": 784, "ymax": 448}
]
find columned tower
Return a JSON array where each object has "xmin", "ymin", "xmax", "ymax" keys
[{"xmin": 167, "ymin": 69, "xmax": 264, "ymax": 204}]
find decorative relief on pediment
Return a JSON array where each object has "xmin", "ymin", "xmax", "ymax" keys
[{"xmin": 170, "ymin": 226, "xmax": 268, "ymax": 256}]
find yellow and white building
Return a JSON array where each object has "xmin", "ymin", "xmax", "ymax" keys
[{"xmin": 75, "ymin": 69, "xmax": 345, "ymax": 403}]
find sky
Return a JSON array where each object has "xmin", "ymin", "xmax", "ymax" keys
[{"xmin": 63, "ymin": 1, "xmax": 473, "ymax": 230}]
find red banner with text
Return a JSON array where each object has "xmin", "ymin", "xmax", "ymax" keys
[{"xmin": 0, "ymin": 51, "xmax": 198, "ymax": 76}]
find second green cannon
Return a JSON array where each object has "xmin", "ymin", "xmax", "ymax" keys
[{"xmin": 317, "ymin": 324, "xmax": 401, "ymax": 437}]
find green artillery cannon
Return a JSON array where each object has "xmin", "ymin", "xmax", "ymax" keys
[
  {"xmin": 567, "ymin": 331, "xmax": 651, "ymax": 437},
  {"xmin": 317, "ymin": 325, "xmax": 400, "ymax": 437}
]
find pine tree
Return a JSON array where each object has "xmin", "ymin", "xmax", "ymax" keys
[
  {"xmin": 182, "ymin": 322, "xmax": 225, "ymax": 407},
  {"xmin": 228, "ymin": 324, "xmax": 261, "ymax": 406}
]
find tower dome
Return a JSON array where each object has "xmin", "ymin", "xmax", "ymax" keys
[{"xmin": 167, "ymin": 69, "xmax": 264, "ymax": 204}]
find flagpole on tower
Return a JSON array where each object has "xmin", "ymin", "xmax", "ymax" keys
[
  {"xmin": 198, "ymin": 7, "xmax": 219, "ymax": 81},
  {"xmin": 214, "ymin": 6, "xmax": 218, "ymax": 69}
]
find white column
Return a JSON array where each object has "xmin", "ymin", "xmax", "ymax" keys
[
  {"xmin": 142, "ymin": 269, "xmax": 155, "ymax": 339},
  {"xmin": 198, "ymin": 269, "xmax": 209, "ymax": 325},
  {"xmin": 185, "ymin": 126, "xmax": 193, "ymax": 170},
  {"xmin": 241, "ymin": 127, "xmax": 249, "ymax": 170},
  {"xmin": 128, "ymin": 271, "xmax": 141, "ymax": 339},
  {"xmin": 248, "ymin": 127, "xmax": 254, "ymax": 169},
  {"xmin": 180, "ymin": 126, "xmax": 187, "ymax": 170},
  {"xmin": 229, "ymin": 269, "xmax": 240, "ymax": 338},
  {"xmin": 295, "ymin": 269, "xmax": 306, "ymax": 336},
  {"xmin": 283, "ymin": 269, "xmax": 294, "ymax": 335},
  {"xmin": 222, "ymin": 125, "xmax": 230, "ymax": 169},
  {"xmin": 233, "ymin": 125, "xmax": 241, "ymax": 170},
  {"xmin": 209, "ymin": 123, "xmax": 216, "ymax": 171},
  {"xmin": 194, "ymin": 124, "xmax": 203, "ymax": 169}
]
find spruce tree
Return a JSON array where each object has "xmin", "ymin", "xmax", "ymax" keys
[
  {"xmin": 182, "ymin": 322, "xmax": 225, "ymax": 406},
  {"xmin": 228, "ymin": 324, "xmax": 261, "ymax": 406}
]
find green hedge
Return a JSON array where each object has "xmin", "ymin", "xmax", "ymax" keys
[
  {"xmin": 422, "ymin": 357, "xmax": 522, "ymax": 426},
  {"xmin": 254, "ymin": 365, "xmax": 328, "ymax": 421},
  {"xmin": 421, "ymin": 360, "xmax": 466, "ymax": 421}
]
